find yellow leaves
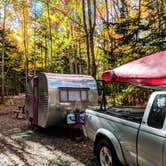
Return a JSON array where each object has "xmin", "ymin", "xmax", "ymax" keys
[
  {"xmin": 140, "ymin": 4, "xmax": 149, "ymax": 20},
  {"xmin": 110, "ymin": 31, "xmax": 124, "ymax": 40},
  {"xmin": 6, "ymin": 8, "xmax": 11, "ymax": 18},
  {"xmin": 114, "ymin": 45, "xmax": 131, "ymax": 55},
  {"xmin": 129, "ymin": 10, "xmax": 137, "ymax": 19}
]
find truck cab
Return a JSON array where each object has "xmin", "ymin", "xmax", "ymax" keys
[
  {"xmin": 137, "ymin": 91, "xmax": 166, "ymax": 166},
  {"xmin": 84, "ymin": 91, "xmax": 166, "ymax": 166}
]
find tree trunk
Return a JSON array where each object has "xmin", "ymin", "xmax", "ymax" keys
[
  {"xmin": 40, "ymin": 40, "xmax": 44, "ymax": 71},
  {"xmin": 44, "ymin": 34, "xmax": 48, "ymax": 72},
  {"xmin": 89, "ymin": 33, "xmax": 96, "ymax": 77},
  {"xmin": 75, "ymin": 42, "xmax": 78, "ymax": 74},
  {"xmin": 82, "ymin": 0, "xmax": 91, "ymax": 75},
  {"xmin": 33, "ymin": 2, "xmax": 37, "ymax": 76},
  {"xmin": 87, "ymin": 0, "xmax": 96, "ymax": 78},
  {"xmin": 23, "ymin": 1, "xmax": 29, "ymax": 87},
  {"xmin": 136, "ymin": 0, "xmax": 141, "ymax": 41},
  {"xmin": 46, "ymin": 0, "xmax": 53, "ymax": 71},
  {"xmin": 105, "ymin": 0, "xmax": 109, "ymax": 22},
  {"xmin": 78, "ymin": 40, "xmax": 82, "ymax": 74},
  {"xmin": 1, "ymin": 3, "xmax": 7, "ymax": 102}
]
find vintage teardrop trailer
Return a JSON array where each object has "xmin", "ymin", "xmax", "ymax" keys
[{"xmin": 25, "ymin": 73, "xmax": 98, "ymax": 128}]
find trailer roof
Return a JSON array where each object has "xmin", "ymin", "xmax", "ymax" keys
[
  {"xmin": 45, "ymin": 73, "xmax": 97, "ymax": 89},
  {"xmin": 102, "ymin": 51, "xmax": 166, "ymax": 87}
]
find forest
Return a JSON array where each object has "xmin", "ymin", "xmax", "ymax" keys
[{"xmin": 0, "ymin": 0, "xmax": 166, "ymax": 105}]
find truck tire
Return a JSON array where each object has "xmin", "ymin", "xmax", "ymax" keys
[{"xmin": 96, "ymin": 138, "xmax": 121, "ymax": 166}]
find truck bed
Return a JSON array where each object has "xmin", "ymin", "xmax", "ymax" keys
[{"xmin": 88, "ymin": 106, "xmax": 145, "ymax": 123}]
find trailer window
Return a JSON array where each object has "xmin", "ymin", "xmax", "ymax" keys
[
  {"xmin": 148, "ymin": 94, "xmax": 166, "ymax": 129},
  {"xmin": 81, "ymin": 91, "xmax": 87, "ymax": 101},
  {"xmin": 60, "ymin": 89, "xmax": 88, "ymax": 102},
  {"xmin": 68, "ymin": 91, "xmax": 79, "ymax": 101},
  {"xmin": 60, "ymin": 90, "xmax": 68, "ymax": 102}
]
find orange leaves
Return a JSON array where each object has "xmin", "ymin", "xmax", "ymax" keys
[
  {"xmin": 52, "ymin": 1, "xmax": 69, "ymax": 15},
  {"xmin": 51, "ymin": 21, "xmax": 61, "ymax": 29},
  {"xmin": 51, "ymin": 8, "xmax": 68, "ymax": 15},
  {"xmin": 61, "ymin": 0, "xmax": 69, "ymax": 5}
]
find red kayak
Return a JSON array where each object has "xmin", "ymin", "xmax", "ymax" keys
[{"xmin": 102, "ymin": 51, "xmax": 166, "ymax": 86}]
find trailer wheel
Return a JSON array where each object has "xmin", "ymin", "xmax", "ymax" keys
[
  {"xmin": 28, "ymin": 117, "xmax": 33, "ymax": 129},
  {"xmin": 96, "ymin": 138, "xmax": 120, "ymax": 166}
]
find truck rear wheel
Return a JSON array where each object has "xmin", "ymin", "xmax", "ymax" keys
[{"xmin": 96, "ymin": 138, "xmax": 120, "ymax": 166}]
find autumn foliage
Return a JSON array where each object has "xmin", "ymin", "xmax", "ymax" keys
[{"xmin": 0, "ymin": 0, "xmax": 165, "ymax": 104}]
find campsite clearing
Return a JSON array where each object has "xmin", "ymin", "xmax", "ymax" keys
[{"xmin": 0, "ymin": 95, "xmax": 97, "ymax": 166}]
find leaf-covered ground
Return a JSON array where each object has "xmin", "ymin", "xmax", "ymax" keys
[{"xmin": 0, "ymin": 95, "xmax": 98, "ymax": 166}]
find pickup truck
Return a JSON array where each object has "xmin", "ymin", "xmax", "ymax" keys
[{"xmin": 83, "ymin": 91, "xmax": 166, "ymax": 166}]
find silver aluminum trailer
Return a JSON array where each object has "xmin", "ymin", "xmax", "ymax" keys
[{"xmin": 25, "ymin": 73, "xmax": 98, "ymax": 128}]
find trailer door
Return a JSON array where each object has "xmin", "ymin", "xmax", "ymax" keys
[{"xmin": 33, "ymin": 76, "xmax": 39, "ymax": 125}]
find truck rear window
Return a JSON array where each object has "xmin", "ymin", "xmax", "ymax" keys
[{"xmin": 148, "ymin": 94, "xmax": 166, "ymax": 129}]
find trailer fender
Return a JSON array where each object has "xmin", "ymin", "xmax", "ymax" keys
[{"xmin": 94, "ymin": 128, "xmax": 126, "ymax": 165}]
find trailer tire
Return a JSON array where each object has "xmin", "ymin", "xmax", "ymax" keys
[
  {"xmin": 96, "ymin": 138, "xmax": 121, "ymax": 166},
  {"xmin": 28, "ymin": 117, "xmax": 33, "ymax": 129}
]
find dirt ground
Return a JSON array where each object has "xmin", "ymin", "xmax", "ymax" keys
[{"xmin": 0, "ymin": 95, "xmax": 98, "ymax": 166}]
